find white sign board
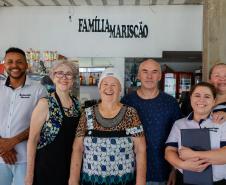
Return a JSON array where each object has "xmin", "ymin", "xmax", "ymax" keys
[{"xmin": 0, "ymin": 6, "xmax": 203, "ymax": 58}]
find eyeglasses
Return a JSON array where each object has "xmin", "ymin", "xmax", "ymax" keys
[{"xmin": 54, "ymin": 71, "xmax": 73, "ymax": 80}]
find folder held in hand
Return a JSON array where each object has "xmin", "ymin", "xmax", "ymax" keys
[{"xmin": 181, "ymin": 128, "xmax": 213, "ymax": 185}]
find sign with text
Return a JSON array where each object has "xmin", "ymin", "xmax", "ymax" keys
[
  {"xmin": 0, "ymin": 6, "xmax": 203, "ymax": 57},
  {"xmin": 78, "ymin": 17, "xmax": 149, "ymax": 38}
]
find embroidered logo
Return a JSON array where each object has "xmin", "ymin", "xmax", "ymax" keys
[{"xmin": 19, "ymin": 93, "xmax": 31, "ymax": 98}]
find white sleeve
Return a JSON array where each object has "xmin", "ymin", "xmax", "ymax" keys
[
  {"xmin": 166, "ymin": 121, "xmax": 180, "ymax": 148},
  {"xmin": 38, "ymin": 84, "xmax": 48, "ymax": 98},
  {"xmin": 220, "ymin": 122, "xmax": 226, "ymax": 147}
]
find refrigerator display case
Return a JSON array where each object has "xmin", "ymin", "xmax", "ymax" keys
[
  {"xmin": 162, "ymin": 72, "xmax": 193, "ymax": 99},
  {"xmin": 163, "ymin": 73, "xmax": 177, "ymax": 98},
  {"xmin": 194, "ymin": 68, "xmax": 202, "ymax": 84}
]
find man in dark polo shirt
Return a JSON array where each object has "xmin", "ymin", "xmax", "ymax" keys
[
  {"xmin": 122, "ymin": 59, "xmax": 181, "ymax": 185},
  {"xmin": 0, "ymin": 47, "xmax": 47, "ymax": 185}
]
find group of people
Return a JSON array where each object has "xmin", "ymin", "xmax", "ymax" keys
[{"xmin": 0, "ymin": 47, "xmax": 226, "ymax": 185}]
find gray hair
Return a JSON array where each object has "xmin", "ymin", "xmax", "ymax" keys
[
  {"xmin": 49, "ymin": 60, "xmax": 78, "ymax": 81},
  {"xmin": 138, "ymin": 58, "xmax": 161, "ymax": 75}
]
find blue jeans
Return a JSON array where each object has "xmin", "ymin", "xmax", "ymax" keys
[{"xmin": 0, "ymin": 163, "xmax": 26, "ymax": 185}]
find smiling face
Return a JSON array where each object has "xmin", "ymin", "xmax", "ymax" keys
[
  {"xmin": 190, "ymin": 86, "xmax": 215, "ymax": 117},
  {"xmin": 4, "ymin": 52, "xmax": 28, "ymax": 80},
  {"xmin": 52, "ymin": 64, "xmax": 74, "ymax": 92},
  {"xmin": 209, "ymin": 65, "xmax": 226, "ymax": 95},
  {"xmin": 138, "ymin": 60, "xmax": 161, "ymax": 91},
  {"xmin": 99, "ymin": 76, "xmax": 121, "ymax": 103}
]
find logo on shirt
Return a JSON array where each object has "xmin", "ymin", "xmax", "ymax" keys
[{"xmin": 19, "ymin": 93, "xmax": 31, "ymax": 98}]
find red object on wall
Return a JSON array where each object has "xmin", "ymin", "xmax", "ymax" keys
[{"xmin": 0, "ymin": 64, "xmax": 4, "ymax": 74}]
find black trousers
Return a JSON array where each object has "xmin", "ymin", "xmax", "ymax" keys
[{"xmin": 176, "ymin": 170, "xmax": 226, "ymax": 185}]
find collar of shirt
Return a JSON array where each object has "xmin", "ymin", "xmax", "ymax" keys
[
  {"xmin": 187, "ymin": 112, "xmax": 211, "ymax": 125},
  {"xmin": 4, "ymin": 76, "xmax": 31, "ymax": 89},
  {"xmin": 213, "ymin": 102, "xmax": 226, "ymax": 112}
]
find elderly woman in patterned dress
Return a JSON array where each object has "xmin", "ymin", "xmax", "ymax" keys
[{"xmin": 69, "ymin": 67, "xmax": 146, "ymax": 185}]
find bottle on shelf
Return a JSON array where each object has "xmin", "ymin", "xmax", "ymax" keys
[
  {"xmin": 27, "ymin": 48, "xmax": 35, "ymax": 72},
  {"xmin": 26, "ymin": 50, "xmax": 31, "ymax": 72},
  {"xmin": 89, "ymin": 73, "xmax": 93, "ymax": 86},
  {"xmin": 45, "ymin": 51, "xmax": 51, "ymax": 71},
  {"xmin": 79, "ymin": 70, "xmax": 104, "ymax": 86},
  {"xmin": 80, "ymin": 73, "xmax": 83, "ymax": 85},
  {"xmin": 35, "ymin": 51, "xmax": 41, "ymax": 73},
  {"xmin": 92, "ymin": 73, "xmax": 96, "ymax": 85},
  {"xmin": 53, "ymin": 51, "xmax": 58, "ymax": 61}
]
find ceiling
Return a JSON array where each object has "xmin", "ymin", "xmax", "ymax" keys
[{"xmin": 0, "ymin": 0, "xmax": 203, "ymax": 7}]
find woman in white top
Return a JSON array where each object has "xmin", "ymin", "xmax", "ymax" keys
[
  {"xmin": 165, "ymin": 82, "xmax": 226, "ymax": 185},
  {"xmin": 179, "ymin": 64, "xmax": 226, "ymax": 166}
]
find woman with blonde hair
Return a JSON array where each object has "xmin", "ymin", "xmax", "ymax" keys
[{"xmin": 209, "ymin": 63, "xmax": 226, "ymax": 121}]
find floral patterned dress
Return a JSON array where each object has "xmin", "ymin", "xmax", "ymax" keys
[{"xmin": 76, "ymin": 104, "xmax": 144, "ymax": 185}]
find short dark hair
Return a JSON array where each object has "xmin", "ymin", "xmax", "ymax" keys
[
  {"xmin": 209, "ymin": 63, "xmax": 226, "ymax": 79},
  {"xmin": 190, "ymin": 82, "xmax": 217, "ymax": 99},
  {"xmin": 5, "ymin": 47, "xmax": 26, "ymax": 59}
]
